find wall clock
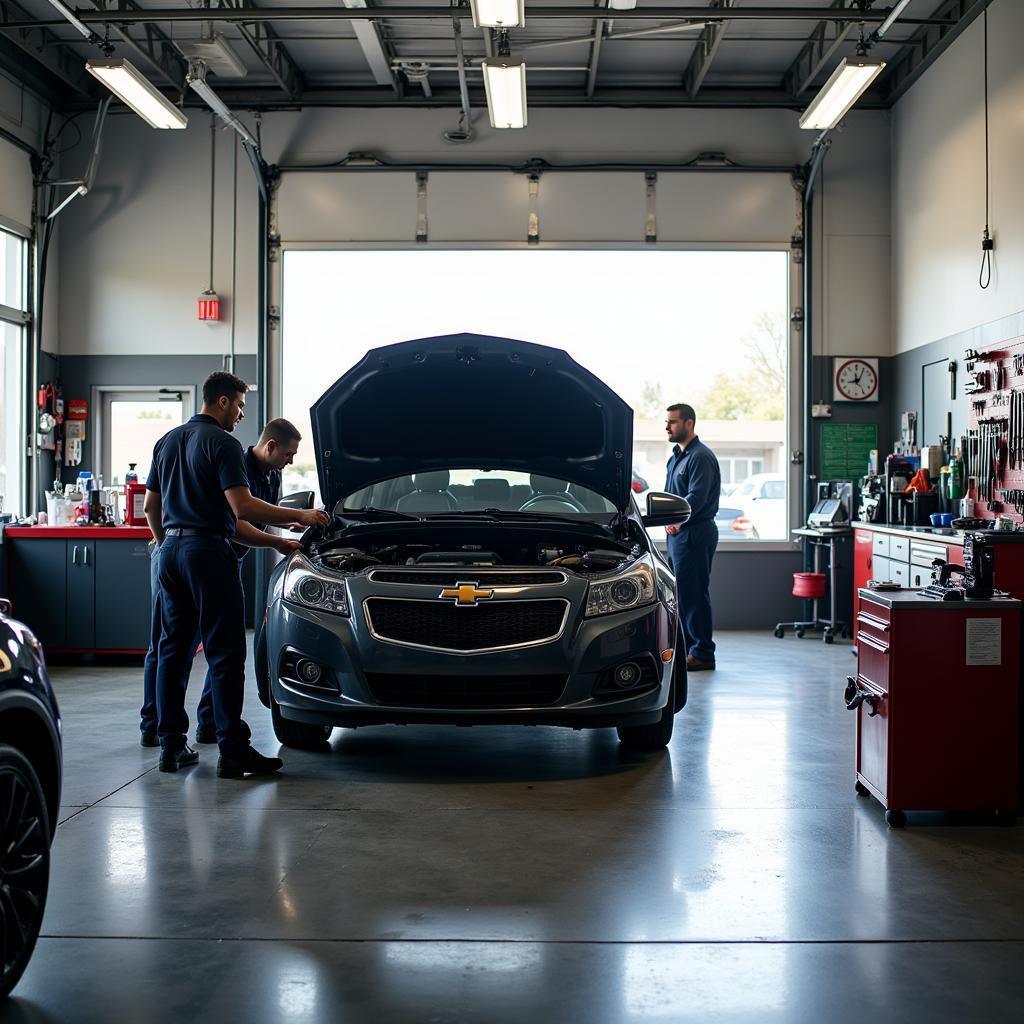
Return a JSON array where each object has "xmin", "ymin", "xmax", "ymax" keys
[{"xmin": 833, "ymin": 357, "xmax": 879, "ymax": 403}]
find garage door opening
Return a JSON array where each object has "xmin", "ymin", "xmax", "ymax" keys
[{"xmin": 280, "ymin": 249, "xmax": 790, "ymax": 541}]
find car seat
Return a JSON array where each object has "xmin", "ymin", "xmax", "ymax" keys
[{"xmin": 394, "ymin": 471, "xmax": 459, "ymax": 514}]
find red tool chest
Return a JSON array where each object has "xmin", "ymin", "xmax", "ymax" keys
[{"xmin": 850, "ymin": 589, "xmax": 1021, "ymax": 827}]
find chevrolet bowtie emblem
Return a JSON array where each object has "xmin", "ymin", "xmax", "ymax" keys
[{"xmin": 439, "ymin": 582, "xmax": 495, "ymax": 607}]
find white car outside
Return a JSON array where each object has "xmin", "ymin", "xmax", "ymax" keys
[{"xmin": 730, "ymin": 473, "xmax": 787, "ymax": 539}]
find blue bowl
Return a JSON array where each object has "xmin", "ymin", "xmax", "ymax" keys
[
  {"xmin": 929, "ymin": 513, "xmax": 944, "ymax": 526},
  {"xmin": 938, "ymin": 512, "xmax": 955, "ymax": 527}
]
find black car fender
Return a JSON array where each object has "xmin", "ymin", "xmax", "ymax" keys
[{"xmin": 0, "ymin": 690, "xmax": 63, "ymax": 836}]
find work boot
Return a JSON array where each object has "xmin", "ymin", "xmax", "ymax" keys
[
  {"xmin": 686, "ymin": 655, "xmax": 716, "ymax": 672},
  {"xmin": 140, "ymin": 729, "xmax": 159, "ymax": 748},
  {"xmin": 217, "ymin": 747, "xmax": 283, "ymax": 779},
  {"xmin": 158, "ymin": 743, "xmax": 199, "ymax": 773},
  {"xmin": 195, "ymin": 723, "xmax": 217, "ymax": 745}
]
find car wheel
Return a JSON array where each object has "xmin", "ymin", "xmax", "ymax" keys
[
  {"xmin": 616, "ymin": 675, "xmax": 675, "ymax": 751},
  {"xmin": 270, "ymin": 696, "xmax": 333, "ymax": 751},
  {"xmin": 0, "ymin": 743, "xmax": 51, "ymax": 1001}
]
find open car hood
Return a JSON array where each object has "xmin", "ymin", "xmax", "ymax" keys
[{"xmin": 311, "ymin": 333, "xmax": 634, "ymax": 511}]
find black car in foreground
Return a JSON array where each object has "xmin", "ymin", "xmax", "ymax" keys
[
  {"xmin": 258, "ymin": 334, "xmax": 691, "ymax": 752},
  {"xmin": 0, "ymin": 598, "xmax": 62, "ymax": 1000}
]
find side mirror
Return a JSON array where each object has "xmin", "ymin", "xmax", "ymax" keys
[
  {"xmin": 279, "ymin": 490, "xmax": 314, "ymax": 511},
  {"xmin": 642, "ymin": 491, "xmax": 691, "ymax": 527}
]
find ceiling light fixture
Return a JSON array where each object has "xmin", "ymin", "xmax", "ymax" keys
[
  {"xmin": 470, "ymin": 0, "xmax": 525, "ymax": 29},
  {"xmin": 482, "ymin": 57, "xmax": 527, "ymax": 129},
  {"xmin": 85, "ymin": 59, "xmax": 188, "ymax": 130},
  {"xmin": 187, "ymin": 60, "xmax": 257, "ymax": 146},
  {"xmin": 798, "ymin": 57, "xmax": 885, "ymax": 130},
  {"xmin": 47, "ymin": 0, "xmax": 96, "ymax": 41},
  {"xmin": 608, "ymin": 0, "xmax": 638, "ymax": 10},
  {"xmin": 874, "ymin": 0, "xmax": 913, "ymax": 40}
]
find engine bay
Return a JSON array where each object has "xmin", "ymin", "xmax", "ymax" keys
[{"xmin": 306, "ymin": 521, "xmax": 647, "ymax": 576}]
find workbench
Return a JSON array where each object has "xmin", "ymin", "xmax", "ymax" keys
[{"xmin": 1, "ymin": 526, "xmax": 152, "ymax": 653}]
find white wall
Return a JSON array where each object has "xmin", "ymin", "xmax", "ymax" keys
[
  {"xmin": 56, "ymin": 105, "xmax": 891, "ymax": 359},
  {"xmin": 892, "ymin": 0, "xmax": 1024, "ymax": 354}
]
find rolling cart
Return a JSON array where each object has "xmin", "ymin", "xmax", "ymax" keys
[{"xmin": 774, "ymin": 525, "xmax": 852, "ymax": 643}]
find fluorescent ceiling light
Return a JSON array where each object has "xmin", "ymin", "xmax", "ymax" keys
[
  {"xmin": 798, "ymin": 58, "xmax": 886, "ymax": 130},
  {"xmin": 85, "ymin": 59, "xmax": 188, "ymax": 130},
  {"xmin": 482, "ymin": 57, "xmax": 527, "ymax": 129},
  {"xmin": 47, "ymin": 0, "xmax": 94, "ymax": 40},
  {"xmin": 876, "ymin": 0, "xmax": 913, "ymax": 39},
  {"xmin": 187, "ymin": 61, "xmax": 257, "ymax": 146},
  {"xmin": 470, "ymin": 0, "xmax": 526, "ymax": 29},
  {"xmin": 608, "ymin": 0, "xmax": 638, "ymax": 10}
]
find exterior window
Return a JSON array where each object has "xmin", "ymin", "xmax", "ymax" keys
[
  {"xmin": 99, "ymin": 390, "xmax": 192, "ymax": 485},
  {"xmin": 0, "ymin": 225, "xmax": 28, "ymax": 516}
]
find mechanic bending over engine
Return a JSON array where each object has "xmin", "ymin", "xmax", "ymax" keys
[
  {"xmin": 664, "ymin": 402, "xmax": 721, "ymax": 672},
  {"xmin": 144, "ymin": 371, "xmax": 328, "ymax": 777},
  {"xmin": 138, "ymin": 417, "xmax": 307, "ymax": 749}
]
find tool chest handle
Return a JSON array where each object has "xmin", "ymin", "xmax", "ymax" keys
[
  {"xmin": 856, "ymin": 612, "xmax": 890, "ymax": 633},
  {"xmin": 844, "ymin": 676, "xmax": 883, "ymax": 716}
]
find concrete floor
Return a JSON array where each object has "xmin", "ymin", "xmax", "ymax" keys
[{"xmin": 3, "ymin": 631, "xmax": 1024, "ymax": 1022}]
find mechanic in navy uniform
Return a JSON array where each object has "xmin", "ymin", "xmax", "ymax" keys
[
  {"xmin": 144, "ymin": 372, "xmax": 329, "ymax": 776},
  {"xmin": 664, "ymin": 403, "xmax": 721, "ymax": 671},
  {"xmin": 138, "ymin": 417, "xmax": 306, "ymax": 748}
]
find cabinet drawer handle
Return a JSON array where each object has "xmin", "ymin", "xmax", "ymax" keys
[
  {"xmin": 856, "ymin": 631, "xmax": 889, "ymax": 653},
  {"xmin": 856, "ymin": 612, "xmax": 889, "ymax": 633},
  {"xmin": 83, "ymin": 546, "xmax": 89, "ymax": 566},
  {"xmin": 844, "ymin": 676, "xmax": 883, "ymax": 716},
  {"xmin": 71, "ymin": 545, "xmax": 78, "ymax": 565}
]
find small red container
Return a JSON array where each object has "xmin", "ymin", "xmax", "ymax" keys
[
  {"xmin": 793, "ymin": 572, "xmax": 826, "ymax": 599},
  {"xmin": 125, "ymin": 481, "xmax": 147, "ymax": 526}
]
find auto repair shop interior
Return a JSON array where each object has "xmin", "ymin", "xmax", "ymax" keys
[{"xmin": 1, "ymin": 1, "xmax": 1023, "ymax": 1021}]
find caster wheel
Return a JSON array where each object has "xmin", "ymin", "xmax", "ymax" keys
[
  {"xmin": 774, "ymin": 627, "xmax": 785, "ymax": 639},
  {"xmin": 855, "ymin": 781, "xmax": 870, "ymax": 797},
  {"xmin": 885, "ymin": 810, "xmax": 907, "ymax": 829},
  {"xmin": 824, "ymin": 633, "xmax": 835, "ymax": 645},
  {"xmin": 795, "ymin": 629, "xmax": 805, "ymax": 639}
]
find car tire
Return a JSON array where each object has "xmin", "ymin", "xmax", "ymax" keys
[
  {"xmin": 0, "ymin": 743, "xmax": 51, "ymax": 1001},
  {"xmin": 616, "ymin": 676, "xmax": 675, "ymax": 751},
  {"xmin": 270, "ymin": 697, "xmax": 333, "ymax": 751}
]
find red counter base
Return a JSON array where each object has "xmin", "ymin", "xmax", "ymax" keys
[{"xmin": 4, "ymin": 526, "xmax": 152, "ymax": 539}]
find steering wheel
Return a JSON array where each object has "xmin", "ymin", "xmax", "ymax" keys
[{"xmin": 518, "ymin": 493, "xmax": 587, "ymax": 513}]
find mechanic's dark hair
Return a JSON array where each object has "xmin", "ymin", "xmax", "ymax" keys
[
  {"xmin": 202, "ymin": 371, "xmax": 248, "ymax": 407},
  {"xmin": 260, "ymin": 418, "xmax": 302, "ymax": 446},
  {"xmin": 667, "ymin": 403, "xmax": 697, "ymax": 425}
]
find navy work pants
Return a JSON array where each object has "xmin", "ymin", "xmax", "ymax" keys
[
  {"xmin": 140, "ymin": 543, "xmax": 213, "ymax": 735},
  {"xmin": 667, "ymin": 520, "xmax": 718, "ymax": 662},
  {"xmin": 156, "ymin": 535, "xmax": 251, "ymax": 756}
]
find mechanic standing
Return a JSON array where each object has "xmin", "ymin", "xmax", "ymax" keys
[
  {"xmin": 664, "ymin": 403, "xmax": 721, "ymax": 672},
  {"xmin": 138, "ymin": 417, "xmax": 306, "ymax": 748},
  {"xmin": 144, "ymin": 372, "xmax": 328, "ymax": 776}
]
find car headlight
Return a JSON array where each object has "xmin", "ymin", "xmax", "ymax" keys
[
  {"xmin": 283, "ymin": 555, "xmax": 350, "ymax": 617},
  {"xmin": 585, "ymin": 556, "xmax": 656, "ymax": 617}
]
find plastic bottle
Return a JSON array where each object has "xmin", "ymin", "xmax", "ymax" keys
[
  {"xmin": 948, "ymin": 454, "xmax": 963, "ymax": 500},
  {"xmin": 125, "ymin": 463, "xmax": 139, "ymax": 485}
]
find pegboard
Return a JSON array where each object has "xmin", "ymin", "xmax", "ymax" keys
[{"xmin": 962, "ymin": 334, "xmax": 1024, "ymax": 522}]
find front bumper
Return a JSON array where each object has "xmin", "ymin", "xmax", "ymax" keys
[{"xmin": 266, "ymin": 577, "xmax": 675, "ymax": 729}]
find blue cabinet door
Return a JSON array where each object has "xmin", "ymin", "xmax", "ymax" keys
[
  {"xmin": 66, "ymin": 540, "xmax": 96, "ymax": 649},
  {"xmin": 95, "ymin": 540, "xmax": 152, "ymax": 650},
  {"xmin": 9, "ymin": 539, "xmax": 68, "ymax": 648}
]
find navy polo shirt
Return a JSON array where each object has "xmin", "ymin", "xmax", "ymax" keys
[
  {"xmin": 146, "ymin": 414, "xmax": 249, "ymax": 536},
  {"xmin": 229, "ymin": 446, "xmax": 282, "ymax": 561},
  {"xmin": 665, "ymin": 436, "xmax": 721, "ymax": 527}
]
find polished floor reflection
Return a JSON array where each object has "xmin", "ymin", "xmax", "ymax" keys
[{"xmin": 3, "ymin": 633, "xmax": 1023, "ymax": 1021}]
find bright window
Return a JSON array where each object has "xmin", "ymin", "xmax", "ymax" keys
[
  {"xmin": 0, "ymin": 225, "xmax": 28, "ymax": 516},
  {"xmin": 100, "ymin": 390, "xmax": 192, "ymax": 485},
  {"xmin": 281, "ymin": 249, "xmax": 789, "ymax": 540}
]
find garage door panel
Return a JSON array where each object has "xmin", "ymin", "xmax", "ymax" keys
[
  {"xmin": 277, "ymin": 173, "xmax": 417, "ymax": 242},
  {"xmin": 539, "ymin": 173, "xmax": 645, "ymax": 242},
  {"xmin": 426, "ymin": 173, "xmax": 525, "ymax": 242}
]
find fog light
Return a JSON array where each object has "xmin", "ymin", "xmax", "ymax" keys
[
  {"xmin": 297, "ymin": 659, "xmax": 322, "ymax": 684},
  {"xmin": 613, "ymin": 662, "xmax": 641, "ymax": 688}
]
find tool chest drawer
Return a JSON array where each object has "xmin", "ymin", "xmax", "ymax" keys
[
  {"xmin": 890, "ymin": 536, "xmax": 910, "ymax": 560},
  {"xmin": 856, "ymin": 629, "xmax": 890, "ymax": 691},
  {"xmin": 855, "ymin": 609, "xmax": 891, "ymax": 647},
  {"xmin": 910, "ymin": 540, "xmax": 946, "ymax": 568},
  {"xmin": 872, "ymin": 534, "xmax": 891, "ymax": 558},
  {"xmin": 852, "ymin": 678, "xmax": 889, "ymax": 799}
]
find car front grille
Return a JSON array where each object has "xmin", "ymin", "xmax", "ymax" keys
[
  {"xmin": 364, "ymin": 597, "xmax": 569, "ymax": 651},
  {"xmin": 368, "ymin": 570, "xmax": 566, "ymax": 587},
  {"xmin": 365, "ymin": 672, "xmax": 567, "ymax": 708}
]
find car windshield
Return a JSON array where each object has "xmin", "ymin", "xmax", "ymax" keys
[{"xmin": 341, "ymin": 469, "xmax": 618, "ymax": 516}]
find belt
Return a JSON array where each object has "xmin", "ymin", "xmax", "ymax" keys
[{"xmin": 164, "ymin": 528, "xmax": 226, "ymax": 539}]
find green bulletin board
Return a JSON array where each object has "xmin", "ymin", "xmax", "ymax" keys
[{"xmin": 819, "ymin": 422, "xmax": 878, "ymax": 479}]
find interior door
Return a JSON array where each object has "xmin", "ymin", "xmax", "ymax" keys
[{"xmin": 100, "ymin": 389, "xmax": 193, "ymax": 485}]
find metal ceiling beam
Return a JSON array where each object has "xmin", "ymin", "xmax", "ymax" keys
[
  {"xmin": 783, "ymin": 0, "xmax": 854, "ymax": 97},
  {"xmin": 216, "ymin": 0, "xmax": 305, "ymax": 99},
  {"xmin": 26, "ymin": 7, "xmax": 960, "ymax": 27},
  {"xmin": 0, "ymin": 0, "xmax": 95, "ymax": 94},
  {"xmin": 882, "ymin": 0, "xmax": 992, "ymax": 104},
  {"xmin": 77, "ymin": 0, "xmax": 187, "ymax": 89},
  {"xmin": 684, "ymin": 0, "xmax": 734, "ymax": 99},
  {"xmin": 585, "ymin": 0, "xmax": 607, "ymax": 98}
]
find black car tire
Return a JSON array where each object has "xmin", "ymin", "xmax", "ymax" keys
[
  {"xmin": 616, "ymin": 675, "xmax": 675, "ymax": 751},
  {"xmin": 270, "ymin": 697, "xmax": 333, "ymax": 751},
  {"xmin": 0, "ymin": 743, "xmax": 51, "ymax": 1001}
]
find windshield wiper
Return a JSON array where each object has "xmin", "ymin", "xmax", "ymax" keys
[{"xmin": 341, "ymin": 507, "xmax": 421, "ymax": 521}]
